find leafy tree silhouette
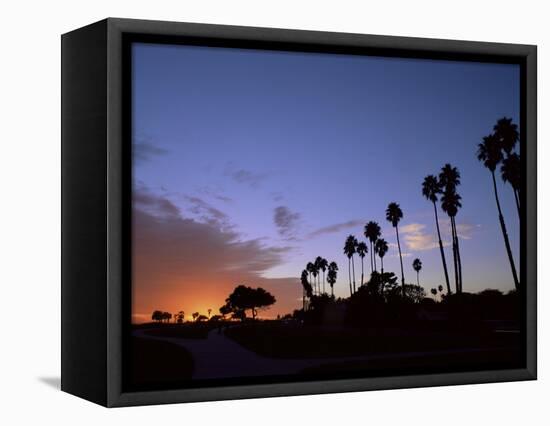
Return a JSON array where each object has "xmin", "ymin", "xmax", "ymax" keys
[
  {"xmin": 343, "ymin": 235, "xmax": 358, "ymax": 295},
  {"xmin": 224, "ymin": 285, "xmax": 276, "ymax": 320},
  {"xmin": 422, "ymin": 174, "xmax": 452, "ymax": 294},
  {"xmin": 151, "ymin": 310, "xmax": 163, "ymax": 323},
  {"xmin": 175, "ymin": 310, "xmax": 185, "ymax": 323},
  {"xmin": 386, "ymin": 202, "xmax": 405, "ymax": 296},
  {"xmin": 192, "ymin": 312, "xmax": 199, "ymax": 322},
  {"xmin": 477, "ymin": 133, "xmax": 519, "ymax": 290},
  {"xmin": 440, "ymin": 164, "xmax": 463, "ymax": 293}
]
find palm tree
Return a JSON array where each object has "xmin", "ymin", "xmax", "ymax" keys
[
  {"xmin": 494, "ymin": 117, "xmax": 519, "ymax": 155},
  {"xmin": 300, "ymin": 269, "xmax": 312, "ymax": 310},
  {"xmin": 317, "ymin": 257, "xmax": 329, "ymax": 294},
  {"xmin": 306, "ymin": 262, "xmax": 315, "ymax": 295},
  {"xmin": 386, "ymin": 202, "xmax": 405, "ymax": 296},
  {"xmin": 344, "ymin": 235, "xmax": 358, "ymax": 295},
  {"xmin": 412, "ymin": 258, "xmax": 422, "ymax": 286},
  {"xmin": 501, "ymin": 152, "xmax": 520, "ymax": 218},
  {"xmin": 477, "ymin": 134, "xmax": 520, "ymax": 290},
  {"xmin": 207, "ymin": 308, "xmax": 212, "ymax": 318},
  {"xmin": 356, "ymin": 242, "xmax": 368, "ymax": 287},
  {"xmin": 364, "ymin": 221, "xmax": 381, "ymax": 272},
  {"xmin": 439, "ymin": 164, "xmax": 463, "ymax": 293},
  {"xmin": 327, "ymin": 261, "xmax": 338, "ymax": 297},
  {"xmin": 375, "ymin": 238, "xmax": 388, "ymax": 273},
  {"xmin": 422, "ymin": 174, "xmax": 451, "ymax": 295},
  {"xmin": 314, "ymin": 256, "xmax": 323, "ymax": 295}
]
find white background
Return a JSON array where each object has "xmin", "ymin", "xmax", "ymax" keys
[{"xmin": 0, "ymin": 0, "xmax": 546, "ymax": 424}]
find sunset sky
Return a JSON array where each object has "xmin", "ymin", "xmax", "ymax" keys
[{"xmin": 131, "ymin": 42, "xmax": 520, "ymax": 323}]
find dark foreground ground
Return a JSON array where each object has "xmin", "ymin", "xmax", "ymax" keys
[{"xmin": 129, "ymin": 319, "xmax": 522, "ymax": 388}]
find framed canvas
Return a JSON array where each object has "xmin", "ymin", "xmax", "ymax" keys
[{"xmin": 61, "ymin": 18, "xmax": 537, "ymax": 407}]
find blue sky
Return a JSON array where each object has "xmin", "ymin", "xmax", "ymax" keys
[{"xmin": 131, "ymin": 42, "xmax": 520, "ymax": 319}]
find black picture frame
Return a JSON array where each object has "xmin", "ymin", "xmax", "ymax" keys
[{"xmin": 61, "ymin": 17, "xmax": 537, "ymax": 407}]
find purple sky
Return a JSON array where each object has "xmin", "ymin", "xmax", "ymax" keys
[{"xmin": 131, "ymin": 42, "xmax": 520, "ymax": 320}]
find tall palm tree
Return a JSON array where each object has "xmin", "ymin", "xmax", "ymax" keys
[
  {"xmin": 344, "ymin": 235, "xmax": 358, "ymax": 295},
  {"xmin": 356, "ymin": 242, "xmax": 368, "ymax": 287},
  {"xmin": 422, "ymin": 174, "xmax": 451, "ymax": 295},
  {"xmin": 477, "ymin": 134, "xmax": 520, "ymax": 290},
  {"xmin": 386, "ymin": 202, "xmax": 405, "ymax": 296},
  {"xmin": 314, "ymin": 256, "xmax": 323, "ymax": 295},
  {"xmin": 375, "ymin": 238, "xmax": 388, "ymax": 273},
  {"xmin": 439, "ymin": 164, "xmax": 463, "ymax": 293},
  {"xmin": 318, "ymin": 257, "xmax": 329, "ymax": 294},
  {"xmin": 327, "ymin": 261, "xmax": 338, "ymax": 297},
  {"xmin": 494, "ymin": 117, "xmax": 519, "ymax": 155},
  {"xmin": 300, "ymin": 269, "xmax": 312, "ymax": 310},
  {"xmin": 501, "ymin": 152, "xmax": 520, "ymax": 218},
  {"xmin": 412, "ymin": 258, "xmax": 422, "ymax": 286},
  {"xmin": 494, "ymin": 117, "xmax": 520, "ymax": 219},
  {"xmin": 306, "ymin": 262, "xmax": 315, "ymax": 295},
  {"xmin": 364, "ymin": 221, "xmax": 381, "ymax": 272}
]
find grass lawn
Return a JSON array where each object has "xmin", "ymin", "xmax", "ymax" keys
[
  {"xmin": 130, "ymin": 336, "xmax": 194, "ymax": 386},
  {"xmin": 224, "ymin": 322, "xmax": 519, "ymax": 359},
  {"xmin": 300, "ymin": 346, "xmax": 522, "ymax": 375},
  {"xmin": 138, "ymin": 323, "xmax": 218, "ymax": 339}
]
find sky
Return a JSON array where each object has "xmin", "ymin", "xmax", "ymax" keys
[{"xmin": 131, "ymin": 42, "xmax": 520, "ymax": 323}]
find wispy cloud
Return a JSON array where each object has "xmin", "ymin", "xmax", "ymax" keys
[
  {"xmin": 184, "ymin": 195, "xmax": 230, "ymax": 228},
  {"xmin": 307, "ymin": 219, "xmax": 364, "ymax": 239},
  {"xmin": 273, "ymin": 206, "xmax": 301, "ymax": 239},
  {"xmin": 225, "ymin": 165, "xmax": 269, "ymax": 188},
  {"xmin": 400, "ymin": 223, "xmax": 441, "ymax": 251},
  {"xmin": 133, "ymin": 137, "xmax": 168, "ymax": 164}
]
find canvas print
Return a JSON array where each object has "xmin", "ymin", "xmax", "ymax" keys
[{"xmin": 129, "ymin": 43, "xmax": 523, "ymax": 390}]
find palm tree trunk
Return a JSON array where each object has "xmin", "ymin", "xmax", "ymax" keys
[
  {"xmin": 370, "ymin": 242, "xmax": 374, "ymax": 274},
  {"xmin": 453, "ymin": 218, "xmax": 463, "ymax": 292},
  {"xmin": 450, "ymin": 217, "xmax": 459, "ymax": 293},
  {"xmin": 433, "ymin": 202, "xmax": 452, "ymax": 294},
  {"xmin": 373, "ymin": 245, "xmax": 377, "ymax": 272},
  {"xmin": 417, "ymin": 271, "xmax": 419, "ymax": 286},
  {"xmin": 491, "ymin": 171, "xmax": 520, "ymax": 290},
  {"xmin": 323, "ymin": 271, "xmax": 326, "ymax": 294},
  {"xmin": 395, "ymin": 226, "xmax": 405, "ymax": 297},
  {"xmin": 348, "ymin": 258, "xmax": 352, "ymax": 297},
  {"xmin": 514, "ymin": 189, "xmax": 520, "ymax": 219},
  {"xmin": 351, "ymin": 256, "xmax": 356, "ymax": 294},
  {"xmin": 360, "ymin": 257, "xmax": 364, "ymax": 287},
  {"xmin": 381, "ymin": 257, "xmax": 384, "ymax": 274}
]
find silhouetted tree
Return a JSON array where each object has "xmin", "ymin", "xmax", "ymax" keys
[
  {"xmin": 306, "ymin": 262, "xmax": 315, "ymax": 294},
  {"xmin": 152, "ymin": 310, "xmax": 163, "ymax": 323},
  {"xmin": 300, "ymin": 269, "xmax": 313, "ymax": 310},
  {"xmin": 440, "ymin": 164, "xmax": 463, "ymax": 293},
  {"xmin": 386, "ymin": 202, "xmax": 405, "ymax": 296},
  {"xmin": 375, "ymin": 238, "xmax": 388, "ymax": 274},
  {"xmin": 344, "ymin": 235, "xmax": 358, "ymax": 295},
  {"xmin": 413, "ymin": 258, "xmax": 422, "ymax": 286},
  {"xmin": 192, "ymin": 312, "xmax": 199, "ymax": 322},
  {"xmin": 224, "ymin": 285, "xmax": 276, "ymax": 320},
  {"xmin": 176, "ymin": 311, "xmax": 185, "ymax": 323},
  {"xmin": 422, "ymin": 174, "xmax": 452, "ymax": 294},
  {"xmin": 356, "ymin": 241, "xmax": 368, "ymax": 287},
  {"xmin": 318, "ymin": 257, "xmax": 328, "ymax": 294},
  {"xmin": 501, "ymin": 152, "xmax": 520, "ymax": 218},
  {"xmin": 219, "ymin": 303, "xmax": 232, "ymax": 319},
  {"xmin": 477, "ymin": 134, "xmax": 520, "ymax": 290},
  {"xmin": 327, "ymin": 261, "xmax": 338, "ymax": 297},
  {"xmin": 494, "ymin": 117, "xmax": 520, "ymax": 218},
  {"xmin": 207, "ymin": 308, "xmax": 212, "ymax": 318},
  {"xmin": 364, "ymin": 221, "xmax": 381, "ymax": 272}
]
